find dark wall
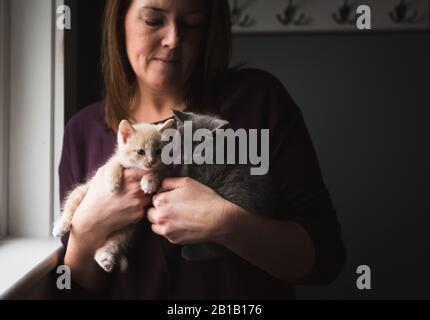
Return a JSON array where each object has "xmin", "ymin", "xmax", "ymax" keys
[
  {"xmin": 232, "ymin": 33, "xmax": 430, "ymax": 299},
  {"xmin": 65, "ymin": 0, "xmax": 105, "ymax": 123}
]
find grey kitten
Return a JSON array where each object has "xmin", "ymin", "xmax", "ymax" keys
[{"xmin": 172, "ymin": 110, "xmax": 274, "ymax": 261}]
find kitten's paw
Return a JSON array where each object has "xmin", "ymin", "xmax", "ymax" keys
[
  {"xmin": 140, "ymin": 177, "xmax": 159, "ymax": 194},
  {"xmin": 94, "ymin": 249, "xmax": 116, "ymax": 273},
  {"xmin": 52, "ymin": 219, "xmax": 71, "ymax": 238}
]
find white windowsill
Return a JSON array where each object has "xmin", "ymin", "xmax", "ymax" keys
[{"xmin": 0, "ymin": 237, "xmax": 62, "ymax": 299}]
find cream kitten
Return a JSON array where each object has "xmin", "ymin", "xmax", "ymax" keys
[{"xmin": 53, "ymin": 118, "xmax": 174, "ymax": 273}]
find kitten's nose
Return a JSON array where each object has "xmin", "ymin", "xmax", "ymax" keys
[{"xmin": 147, "ymin": 159, "xmax": 154, "ymax": 167}]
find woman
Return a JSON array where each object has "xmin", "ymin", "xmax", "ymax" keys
[{"xmin": 59, "ymin": 0, "xmax": 346, "ymax": 299}]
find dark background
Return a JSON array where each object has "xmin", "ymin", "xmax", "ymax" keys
[
  {"xmin": 64, "ymin": 0, "xmax": 104, "ymax": 123},
  {"xmin": 65, "ymin": 0, "xmax": 430, "ymax": 299}
]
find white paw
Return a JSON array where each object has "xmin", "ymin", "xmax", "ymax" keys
[
  {"xmin": 52, "ymin": 219, "xmax": 71, "ymax": 238},
  {"xmin": 106, "ymin": 177, "xmax": 121, "ymax": 193},
  {"xmin": 140, "ymin": 177, "xmax": 159, "ymax": 194},
  {"xmin": 94, "ymin": 249, "xmax": 116, "ymax": 273}
]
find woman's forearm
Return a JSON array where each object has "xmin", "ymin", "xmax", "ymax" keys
[
  {"xmin": 64, "ymin": 231, "xmax": 111, "ymax": 292},
  {"xmin": 217, "ymin": 202, "xmax": 316, "ymax": 282}
]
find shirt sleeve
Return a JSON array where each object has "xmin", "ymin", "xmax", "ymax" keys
[
  {"xmin": 58, "ymin": 120, "xmax": 82, "ymax": 248},
  {"xmin": 59, "ymin": 119, "xmax": 87, "ymax": 207},
  {"xmin": 267, "ymin": 77, "xmax": 347, "ymax": 285}
]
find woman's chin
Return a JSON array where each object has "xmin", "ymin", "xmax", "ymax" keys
[
  {"xmin": 136, "ymin": 68, "xmax": 183, "ymax": 92},
  {"xmin": 144, "ymin": 79, "xmax": 181, "ymax": 93}
]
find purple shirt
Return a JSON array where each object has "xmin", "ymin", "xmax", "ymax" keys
[{"xmin": 58, "ymin": 68, "xmax": 346, "ymax": 299}]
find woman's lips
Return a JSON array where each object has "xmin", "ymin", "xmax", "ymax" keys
[{"xmin": 154, "ymin": 58, "xmax": 180, "ymax": 64}]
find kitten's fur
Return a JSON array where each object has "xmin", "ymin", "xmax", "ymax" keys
[
  {"xmin": 172, "ymin": 110, "xmax": 274, "ymax": 261},
  {"xmin": 53, "ymin": 119, "xmax": 174, "ymax": 273}
]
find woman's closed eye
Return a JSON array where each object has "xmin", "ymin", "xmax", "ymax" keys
[
  {"xmin": 141, "ymin": 15, "xmax": 205, "ymax": 29},
  {"xmin": 145, "ymin": 18, "xmax": 163, "ymax": 28},
  {"xmin": 138, "ymin": 11, "xmax": 164, "ymax": 28}
]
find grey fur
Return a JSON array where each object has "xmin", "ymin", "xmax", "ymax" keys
[{"xmin": 173, "ymin": 110, "xmax": 274, "ymax": 261}]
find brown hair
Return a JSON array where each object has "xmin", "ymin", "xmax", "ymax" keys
[{"xmin": 101, "ymin": 0, "xmax": 232, "ymax": 131}]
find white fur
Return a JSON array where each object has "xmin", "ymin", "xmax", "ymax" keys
[{"xmin": 140, "ymin": 174, "xmax": 160, "ymax": 194}]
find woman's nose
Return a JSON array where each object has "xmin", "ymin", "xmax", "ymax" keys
[{"xmin": 162, "ymin": 23, "xmax": 180, "ymax": 49}]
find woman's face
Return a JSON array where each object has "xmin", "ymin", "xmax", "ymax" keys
[{"xmin": 125, "ymin": 0, "xmax": 206, "ymax": 95}]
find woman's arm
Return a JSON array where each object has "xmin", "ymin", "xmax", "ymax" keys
[
  {"xmin": 148, "ymin": 178, "xmax": 312, "ymax": 282},
  {"xmin": 216, "ymin": 200, "xmax": 316, "ymax": 283},
  {"xmin": 148, "ymin": 177, "xmax": 345, "ymax": 284},
  {"xmin": 61, "ymin": 168, "xmax": 152, "ymax": 293},
  {"xmin": 64, "ymin": 230, "xmax": 111, "ymax": 292}
]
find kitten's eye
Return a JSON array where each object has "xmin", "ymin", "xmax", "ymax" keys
[
  {"xmin": 137, "ymin": 149, "xmax": 145, "ymax": 156},
  {"xmin": 155, "ymin": 149, "xmax": 162, "ymax": 156}
]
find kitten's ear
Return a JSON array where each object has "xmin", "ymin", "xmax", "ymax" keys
[
  {"xmin": 172, "ymin": 110, "xmax": 191, "ymax": 123},
  {"xmin": 211, "ymin": 119, "xmax": 230, "ymax": 131},
  {"xmin": 118, "ymin": 120, "xmax": 135, "ymax": 144},
  {"xmin": 158, "ymin": 118, "xmax": 175, "ymax": 133}
]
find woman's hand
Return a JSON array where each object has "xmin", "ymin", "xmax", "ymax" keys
[
  {"xmin": 64, "ymin": 166, "xmax": 151, "ymax": 291},
  {"xmin": 146, "ymin": 178, "xmax": 317, "ymax": 282},
  {"xmin": 147, "ymin": 177, "xmax": 237, "ymax": 245},
  {"xmin": 71, "ymin": 166, "xmax": 152, "ymax": 251}
]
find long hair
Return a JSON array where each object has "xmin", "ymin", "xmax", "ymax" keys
[{"xmin": 101, "ymin": 0, "xmax": 232, "ymax": 131}]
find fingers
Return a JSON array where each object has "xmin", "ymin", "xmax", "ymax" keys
[
  {"xmin": 152, "ymin": 192, "xmax": 169, "ymax": 208},
  {"xmin": 147, "ymin": 207, "xmax": 157, "ymax": 224},
  {"xmin": 150, "ymin": 220, "xmax": 179, "ymax": 245},
  {"xmin": 158, "ymin": 177, "xmax": 191, "ymax": 193},
  {"xmin": 147, "ymin": 205, "xmax": 172, "ymax": 224},
  {"xmin": 147, "ymin": 207, "xmax": 166, "ymax": 225},
  {"xmin": 123, "ymin": 168, "xmax": 149, "ymax": 182},
  {"xmin": 151, "ymin": 223, "xmax": 164, "ymax": 237},
  {"xmin": 119, "ymin": 180, "xmax": 142, "ymax": 196},
  {"xmin": 122, "ymin": 168, "xmax": 149, "ymax": 195}
]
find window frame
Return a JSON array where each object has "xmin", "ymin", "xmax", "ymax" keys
[
  {"xmin": 53, "ymin": 0, "xmax": 65, "ymax": 226},
  {"xmin": 0, "ymin": 0, "xmax": 10, "ymax": 239},
  {"xmin": 0, "ymin": 0, "xmax": 65, "ymax": 298},
  {"xmin": 4, "ymin": 0, "xmax": 63, "ymax": 238}
]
